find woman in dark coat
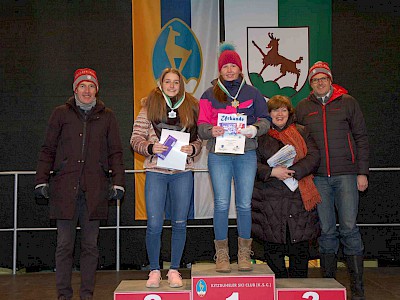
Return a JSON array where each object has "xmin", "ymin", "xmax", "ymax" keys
[{"xmin": 252, "ymin": 95, "xmax": 321, "ymax": 278}]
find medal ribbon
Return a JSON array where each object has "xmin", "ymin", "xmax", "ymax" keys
[
  {"xmin": 217, "ymin": 78, "xmax": 245, "ymax": 101},
  {"xmin": 160, "ymin": 87, "xmax": 185, "ymax": 112}
]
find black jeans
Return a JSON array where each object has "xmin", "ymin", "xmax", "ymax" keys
[
  {"xmin": 55, "ymin": 191, "xmax": 100, "ymax": 299},
  {"xmin": 263, "ymin": 230, "xmax": 310, "ymax": 278}
]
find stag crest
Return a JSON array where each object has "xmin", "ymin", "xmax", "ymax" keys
[{"xmin": 252, "ymin": 33, "xmax": 303, "ymax": 89}]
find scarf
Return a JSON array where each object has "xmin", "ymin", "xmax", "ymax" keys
[
  {"xmin": 75, "ymin": 94, "xmax": 96, "ymax": 111},
  {"xmin": 268, "ymin": 123, "xmax": 321, "ymax": 211}
]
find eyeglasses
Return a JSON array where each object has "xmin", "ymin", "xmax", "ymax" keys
[{"xmin": 311, "ymin": 76, "xmax": 330, "ymax": 84}]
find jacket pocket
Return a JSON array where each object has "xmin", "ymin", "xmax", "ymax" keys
[
  {"xmin": 347, "ymin": 133, "xmax": 355, "ymax": 163},
  {"xmin": 52, "ymin": 158, "xmax": 68, "ymax": 177}
]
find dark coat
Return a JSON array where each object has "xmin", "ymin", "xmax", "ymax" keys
[
  {"xmin": 295, "ymin": 84, "xmax": 369, "ymax": 177},
  {"xmin": 252, "ymin": 121, "xmax": 320, "ymax": 244},
  {"xmin": 35, "ymin": 97, "xmax": 125, "ymax": 220}
]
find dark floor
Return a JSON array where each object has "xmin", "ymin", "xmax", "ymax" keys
[{"xmin": 1, "ymin": 266, "xmax": 399, "ymax": 300}]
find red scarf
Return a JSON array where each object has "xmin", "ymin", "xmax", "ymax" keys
[{"xmin": 268, "ymin": 124, "xmax": 321, "ymax": 211}]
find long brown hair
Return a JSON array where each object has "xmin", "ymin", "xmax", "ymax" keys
[
  {"xmin": 146, "ymin": 68, "xmax": 198, "ymax": 128},
  {"xmin": 212, "ymin": 74, "xmax": 244, "ymax": 103}
]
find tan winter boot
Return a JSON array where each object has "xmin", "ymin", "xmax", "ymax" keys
[
  {"xmin": 238, "ymin": 237, "xmax": 254, "ymax": 271},
  {"xmin": 214, "ymin": 239, "xmax": 231, "ymax": 273}
]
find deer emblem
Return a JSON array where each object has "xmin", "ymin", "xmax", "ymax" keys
[
  {"xmin": 252, "ymin": 33, "xmax": 303, "ymax": 89},
  {"xmin": 165, "ymin": 26, "xmax": 192, "ymax": 72}
]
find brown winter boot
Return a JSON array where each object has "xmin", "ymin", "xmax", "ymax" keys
[
  {"xmin": 238, "ymin": 237, "xmax": 254, "ymax": 271},
  {"xmin": 214, "ymin": 239, "xmax": 231, "ymax": 273}
]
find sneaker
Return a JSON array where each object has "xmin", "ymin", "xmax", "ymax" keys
[
  {"xmin": 146, "ymin": 270, "xmax": 161, "ymax": 288},
  {"xmin": 167, "ymin": 269, "xmax": 183, "ymax": 288}
]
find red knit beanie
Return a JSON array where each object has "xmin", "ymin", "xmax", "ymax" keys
[
  {"xmin": 73, "ymin": 68, "xmax": 99, "ymax": 92},
  {"xmin": 308, "ymin": 61, "xmax": 333, "ymax": 83},
  {"xmin": 218, "ymin": 43, "xmax": 242, "ymax": 71}
]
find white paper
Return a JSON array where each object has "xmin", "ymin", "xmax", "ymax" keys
[
  {"xmin": 157, "ymin": 129, "xmax": 190, "ymax": 171},
  {"xmin": 215, "ymin": 113, "xmax": 247, "ymax": 154},
  {"xmin": 267, "ymin": 144, "xmax": 299, "ymax": 191},
  {"xmin": 282, "ymin": 177, "xmax": 299, "ymax": 192}
]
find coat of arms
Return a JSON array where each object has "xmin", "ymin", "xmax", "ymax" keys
[{"xmin": 247, "ymin": 27, "xmax": 309, "ymax": 99}]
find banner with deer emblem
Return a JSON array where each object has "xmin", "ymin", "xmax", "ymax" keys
[
  {"xmin": 132, "ymin": 0, "xmax": 219, "ymax": 220},
  {"xmin": 248, "ymin": 27, "xmax": 309, "ymax": 101},
  {"xmin": 225, "ymin": 0, "xmax": 332, "ymax": 106},
  {"xmin": 192, "ymin": 0, "xmax": 331, "ymax": 219}
]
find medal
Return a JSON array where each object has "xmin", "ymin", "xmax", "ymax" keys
[
  {"xmin": 168, "ymin": 110, "xmax": 177, "ymax": 118},
  {"xmin": 231, "ymin": 99, "xmax": 239, "ymax": 108},
  {"xmin": 217, "ymin": 78, "xmax": 245, "ymax": 108},
  {"xmin": 159, "ymin": 87, "xmax": 185, "ymax": 119}
]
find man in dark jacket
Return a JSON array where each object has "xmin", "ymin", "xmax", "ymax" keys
[
  {"xmin": 34, "ymin": 68, "xmax": 125, "ymax": 300},
  {"xmin": 296, "ymin": 61, "xmax": 369, "ymax": 300}
]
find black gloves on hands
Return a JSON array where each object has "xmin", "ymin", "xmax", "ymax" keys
[
  {"xmin": 34, "ymin": 184, "xmax": 49, "ymax": 205},
  {"xmin": 108, "ymin": 185, "xmax": 125, "ymax": 205},
  {"xmin": 34, "ymin": 183, "xmax": 125, "ymax": 206}
]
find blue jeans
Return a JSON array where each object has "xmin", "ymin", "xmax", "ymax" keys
[
  {"xmin": 145, "ymin": 171, "xmax": 193, "ymax": 270},
  {"xmin": 56, "ymin": 191, "xmax": 100, "ymax": 299},
  {"xmin": 314, "ymin": 175, "xmax": 364, "ymax": 256},
  {"xmin": 208, "ymin": 150, "xmax": 257, "ymax": 240}
]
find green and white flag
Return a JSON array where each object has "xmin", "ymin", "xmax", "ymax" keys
[
  {"xmin": 225, "ymin": 0, "xmax": 331, "ymax": 106},
  {"xmin": 194, "ymin": 0, "xmax": 332, "ymax": 219}
]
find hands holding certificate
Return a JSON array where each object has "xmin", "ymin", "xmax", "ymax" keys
[
  {"xmin": 211, "ymin": 125, "xmax": 225, "ymax": 137},
  {"xmin": 156, "ymin": 129, "xmax": 190, "ymax": 171},
  {"xmin": 152, "ymin": 142, "xmax": 169, "ymax": 154},
  {"xmin": 152, "ymin": 142, "xmax": 192, "ymax": 155}
]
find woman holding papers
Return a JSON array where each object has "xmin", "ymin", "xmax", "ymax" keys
[
  {"xmin": 130, "ymin": 68, "xmax": 202, "ymax": 288},
  {"xmin": 197, "ymin": 43, "xmax": 269, "ymax": 272},
  {"xmin": 252, "ymin": 95, "xmax": 321, "ymax": 278}
]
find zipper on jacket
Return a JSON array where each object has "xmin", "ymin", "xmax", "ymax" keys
[
  {"xmin": 322, "ymin": 105, "xmax": 331, "ymax": 176},
  {"xmin": 81, "ymin": 120, "xmax": 87, "ymax": 159},
  {"xmin": 77, "ymin": 117, "xmax": 88, "ymax": 190},
  {"xmin": 347, "ymin": 133, "xmax": 355, "ymax": 163}
]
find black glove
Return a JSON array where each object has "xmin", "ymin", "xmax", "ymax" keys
[
  {"xmin": 34, "ymin": 184, "xmax": 49, "ymax": 205},
  {"xmin": 108, "ymin": 185, "xmax": 125, "ymax": 203}
]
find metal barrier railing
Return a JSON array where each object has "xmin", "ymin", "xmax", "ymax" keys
[{"xmin": 1, "ymin": 167, "xmax": 400, "ymax": 274}]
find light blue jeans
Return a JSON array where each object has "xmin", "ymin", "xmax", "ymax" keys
[
  {"xmin": 314, "ymin": 174, "xmax": 364, "ymax": 256},
  {"xmin": 145, "ymin": 171, "xmax": 193, "ymax": 270},
  {"xmin": 208, "ymin": 150, "xmax": 257, "ymax": 240}
]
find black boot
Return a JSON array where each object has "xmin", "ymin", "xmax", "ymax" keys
[
  {"xmin": 346, "ymin": 255, "xmax": 365, "ymax": 300},
  {"xmin": 264, "ymin": 242, "xmax": 288, "ymax": 278},
  {"xmin": 320, "ymin": 253, "xmax": 337, "ymax": 278}
]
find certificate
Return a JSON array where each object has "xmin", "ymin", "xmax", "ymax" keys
[
  {"xmin": 215, "ymin": 113, "xmax": 247, "ymax": 154},
  {"xmin": 157, "ymin": 129, "xmax": 190, "ymax": 171}
]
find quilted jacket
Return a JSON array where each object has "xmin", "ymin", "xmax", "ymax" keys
[{"xmin": 251, "ymin": 121, "xmax": 320, "ymax": 244}]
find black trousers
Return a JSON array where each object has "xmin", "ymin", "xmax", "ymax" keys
[
  {"xmin": 263, "ymin": 230, "xmax": 310, "ymax": 278},
  {"xmin": 56, "ymin": 190, "xmax": 100, "ymax": 299}
]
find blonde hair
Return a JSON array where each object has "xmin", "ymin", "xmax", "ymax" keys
[
  {"xmin": 146, "ymin": 68, "xmax": 198, "ymax": 128},
  {"xmin": 267, "ymin": 95, "xmax": 294, "ymax": 117}
]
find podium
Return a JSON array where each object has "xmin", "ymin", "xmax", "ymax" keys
[
  {"xmin": 191, "ymin": 263, "xmax": 275, "ymax": 299},
  {"xmin": 114, "ymin": 279, "xmax": 191, "ymax": 300},
  {"xmin": 276, "ymin": 278, "xmax": 346, "ymax": 300},
  {"xmin": 114, "ymin": 263, "xmax": 347, "ymax": 300}
]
